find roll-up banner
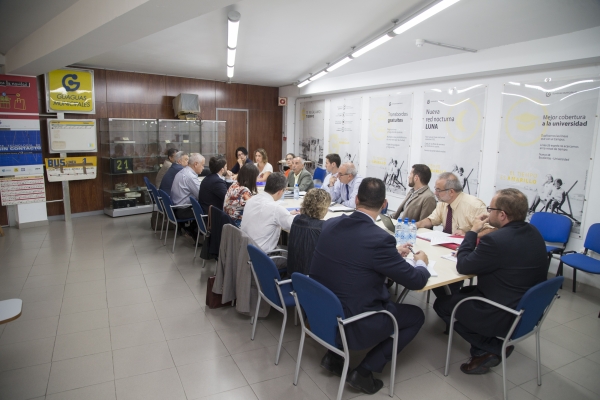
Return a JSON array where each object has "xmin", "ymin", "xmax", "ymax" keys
[
  {"xmin": 329, "ymin": 97, "xmax": 362, "ymax": 169},
  {"xmin": 496, "ymin": 78, "xmax": 600, "ymax": 236},
  {"xmin": 366, "ymin": 94, "xmax": 413, "ymax": 200},
  {"xmin": 421, "ymin": 85, "xmax": 487, "ymax": 196},
  {"xmin": 298, "ymin": 100, "xmax": 324, "ymax": 172}
]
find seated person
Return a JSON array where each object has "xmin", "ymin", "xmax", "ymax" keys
[
  {"xmin": 545, "ymin": 178, "xmax": 565, "ymax": 213},
  {"xmin": 155, "ymin": 148, "xmax": 178, "ymax": 188},
  {"xmin": 287, "ymin": 157, "xmax": 315, "ymax": 191},
  {"xmin": 529, "ymin": 174, "xmax": 553, "ymax": 213},
  {"xmin": 198, "ymin": 156, "xmax": 233, "ymax": 213},
  {"xmin": 309, "ymin": 178, "xmax": 430, "ymax": 395},
  {"xmin": 241, "ymin": 172, "xmax": 298, "ymax": 265},
  {"xmin": 255, "ymin": 148, "xmax": 273, "ymax": 182},
  {"xmin": 391, "ymin": 164, "xmax": 436, "ymax": 222},
  {"xmin": 329, "ymin": 162, "xmax": 363, "ymax": 209},
  {"xmin": 322, "ymin": 153, "xmax": 341, "ymax": 195},
  {"xmin": 283, "ymin": 153, "xmax": 294, "ymax": 177},
  {"xmin": 416, "ymin": 172, "xmax": 493, "ymax": 297},
  {"xmin": 287, "ymin": 188, "xmax": 331, "ymax": 275},
  {"xmin": 224, "ymin": 164, "xmax": 259, "ymax": 227},
  {"xmin": 170, "ymin": 153, "xmax": 205, "ymax": 231},
  {"xmin": 433, "ymin": 188, "xmax": 548, "ymax": 375},
  {"xmin": 229, "ymin": 146, "xmax": 253, "ymax": 178},
  {"xmin": 159, "ymin": 151, "xmax": 188, "ymax": 197}
]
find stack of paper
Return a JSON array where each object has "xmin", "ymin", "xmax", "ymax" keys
[
  {"xmin": 430, "ymin": 236, "xmax": 464, "ymax": 246},
  {"xmin": 328, "ymin": 204, "xmax": 354, "ymax": 212},
  {"xmin": 417, "ymin": 231, "xmax": 451, "ymax": 241}
]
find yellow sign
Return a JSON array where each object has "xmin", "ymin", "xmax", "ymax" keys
[
  {"xmin": 45, "ymin": 156, "xmax": 97, "ymax": 182},
  {"xmin": 46, "ymin": 68, "xmax": 95, "ymax": 113}
]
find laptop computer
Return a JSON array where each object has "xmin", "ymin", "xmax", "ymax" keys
[{"xmin": 379, "ymin": 214, "xmax": 396, "ymax": 232}]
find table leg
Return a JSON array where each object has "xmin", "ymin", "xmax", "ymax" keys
[
  {"xmin": 444, "ymin": 285, "xmax": 452, "ymax": 295},
  {"xmin": 396, "ymin": 288, "xmax": 410, "ymax": 303}
]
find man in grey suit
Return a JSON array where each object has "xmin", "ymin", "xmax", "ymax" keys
[
  {"xmin": 287, "ymin": 157, "xmax": 315, "ymax": 191},
  {"xmin": 392, "ymin": 164, "xmax": 436, "ymax": 222}
]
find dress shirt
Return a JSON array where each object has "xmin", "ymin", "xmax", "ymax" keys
[
  {"xmin": 323, "ymin": 172, "xmax": 337, "ymax": 195},
  {"xmin": 426, "ymin": 191, "xmax": 487, "ymax": 233},
  {"xmin": 241, "ymin": 192, "xmax": 296, "ymax": 252},
  {"xmin": 331, "ymin": 175, "xmax": 363, "ymax": 209},
  {"xmin": 170, "ymin": 166, "xmax": 200, "ymax": 206}
]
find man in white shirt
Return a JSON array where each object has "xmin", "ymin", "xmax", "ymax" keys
[
  {"xmin": 170, "ymin": 153, "xmax": 205, "ymax": 221},
  {"xmin": 241, "ymin": 172, "xmax": 298, "ymax": 257},
  {"xmin": 323, "ymin": 153, "xmax": 341, "ymax": 196},
  {"xmin": 330, "ymin": 162, "xmax": 363, "ymax": 209}
]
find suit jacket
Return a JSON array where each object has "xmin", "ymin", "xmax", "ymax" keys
[
  {"xmin": 456, "ymin": 220, "xmax": 548, "ymax": 337},
  {"xmin": 392, "ymin": 186, "xmax": 437, "ymax": 222},
  {"xmin": 287, "ymin": 214, "xmax": 324, "ymax": 275},
  {"xmin": 198, "ymin": 173, "xmax": 233, "ymax": 213},
  {"xmin": 287, "ymin": 169, "xmax": 315, "ymax": 191},
  {"xmin": 158, "ymin": 163, "xmax": 183, "ymax": 197},
  {"xmin": 309, "ymin": 211, "xmax": 430, "ymax": 349}
]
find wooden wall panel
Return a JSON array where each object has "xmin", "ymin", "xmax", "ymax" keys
[
  {"xmin": 165, "ymin": 77, "xmax": 216, "ymax": 110},
  {"xmin": 219, "ymin": 110, "xmax": 248, "ymax": 168},
  {"xmin": 0, "ymin": 206, "xmax": 7, "ymax": 226},
  {"xmin": 247, "ymin": 85, "xmax": 279, "ymax": 112},
  {"xmin": 215, "ymin": 82, "xmax": 248, "ymax": 109},
  {"xmin": 249, "ymin": 109, "xmax": 282, "ymax": 167},
  {"xmin": 105, "ymin": 71, "xmax": 167, "ymax": 106}
]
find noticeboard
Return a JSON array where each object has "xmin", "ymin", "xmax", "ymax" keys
[{"xmin": 48, "ymin": 119, "xmax": 97, "ymax": 153}]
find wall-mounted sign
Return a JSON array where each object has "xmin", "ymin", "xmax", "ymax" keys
[
  {"xmin": 0, "ymin": 176, "xmax": 46, "ymax": 205},
  {"xmin": 45, "ymin": 156, "xmax": 97, "ymax": 182},
  {"xmin": 0, "ymin": 119, "xmax": 43, "ymax": 177},
  {"xmin": 48, "ymin": 119, "xmax": 97, "ymax": 153},
  {"xmin": 0, "ymin": 75, "xmax": 39, "ymax": 119},
  {"xmin": 46, "ymin": 68, "xmax": 95, "ymax": 114}
]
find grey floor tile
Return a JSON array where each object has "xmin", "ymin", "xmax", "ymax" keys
[
  {"xmin": 60, "ymin": 293, "xmax": 107, "ymax": 315},
  {"xmin": 520, "ymin": 370, "xmax": 598, "ymax": 400},
  {"xmin": 0, "ymin": 362, "xmax": 51, "ymax": 400},
  {"xmin": 108, "ymin": 302, "xmax": 158, "ymax": 327},
  {"xmin": 45, "ymin": 381, "xmax": 116, "ymax": 400},
  {"xmin": 231, "ymin": 345, "xmax": 297, "ymax": 385},
  {"xmin": 106, "ymin": 287, "xmax": 151, "ymax": 308},
  {"xmin": 53, "ymin": 327, "xmax": 112, "ymax": 361},
  {"xmin": 159, "ymin": 311, "xmax": 214, "ymax": 340},
  {"xmin": 177, "ymin": 356, "xmax": 247, "ymax": 399},
  {"xmin": 153, "ymin": 295, "xmax": 203, "ymax": 319},
  {"xmin": 47, "ymin": 351, "xmax": 114, "ymax": 395},
  {"xmin": 57, "ymin": 308, "xmax": 110, "ymax": 335},
  {"xmin": 113, "ymin": 341, "xmax": 174, "ymax": 379},
  {"xmin": 110, "ymin": 319, "xmax": 165, "ymax": 350},
  {"xmin": 115, "ymin": 367, "xmax": 186, "ymax": 400},
  {"xmin": 64, "ymin": 279, "xmax": 107, "ymax": 298},
  {"xmin": 555, "ymin": 357, "xmax": 600, "ymax": 395},
  {"xmin": 167, "ymin": 331, "xmax": 230, "ymax": 366},
  {"xmin": 66, "ymin": 268, "xmax": 106, "ymax": 284},
  {"xmin": 250, "ymin": 371, "xmax": 328, "ymax": 400},
  {"xmin": 0, "ymin": 336, "xmax": 55, "ymax": 372},
  {"xmin": 20, "ymin": 298, "xmax": 63, "ymax": 320},
  {"xmin": 196, "ymin": 385, "xmax": 258, "ymax": 400},
  {"xmin": 0, "ymin": 315, "xmax": 59, "ymax": 345}
]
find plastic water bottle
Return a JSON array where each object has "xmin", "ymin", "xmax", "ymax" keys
[
  {"xmin": 409, "ymin": 219, "xmax": 417, "ymax": 246},
  {"xmin": 403, "ymin": 218, "xmax": 410, "ymax": 245},
  {"xmin": 395, "ymin": 218, "xmax": 404, "ymax": 245},
  {"xmin": 294, "ymin": 183, "xmax": 300, "ymax": 200}
]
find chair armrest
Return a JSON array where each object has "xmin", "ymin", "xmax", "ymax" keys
[
  {"xmin": 266, "ymin": 249, "xmax": 288, "ymax": 256},
  {"xmin": 340, "ymin": 309, "xmax": 397, "ymax": 326},
  {"xmin": 171, "ymin": 204, "xmax": 192, "ymax": 208},
  {"xmin": 276, "ymin": 279, "xmax": 292, "ymax": 286},
  {"xmin": 452, "ymin": 296, "xmax": 521, "ymax": 317},
  {"xmin": 562, "ymin": 250, "xmax": 577, "ymax": 255},
  {"xmin": 269, "ymin": 256, "xmax": 288, "ymax": 261}
]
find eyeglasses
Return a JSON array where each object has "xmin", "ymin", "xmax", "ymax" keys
[
  {"xmin": 338, "ymin": 173, "xmax": 350, "ymax": 177},
  {"xmin": 486, "ymin": 207, "xmax": 503, "ymax": 213},
  {"xmin": 434, "ymin": 188, "xmax": 451, "ymax": 193}
]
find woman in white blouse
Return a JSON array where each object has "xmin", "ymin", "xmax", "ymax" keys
[{"xmin": 255, "ymin": 148, "xmax": 273, "ymax": 182}]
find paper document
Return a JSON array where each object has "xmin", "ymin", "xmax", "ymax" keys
[
  {"xmin": 417, "ymin": 231, "xmax": 451, "ymax": 241},
  {"xmin": 441, "ymin": 254, "xmax": 458, "ymax": 263},
  {"xmin": 427, "ymin": 261, "xmax": 438, "ymax": 277},
  {"xmin": 329, "ymin": 205, "xmax": 354, "ymax": 212},
  {"xmin": 431, "ymin": 236, "xmax": 464, "ymax": 246}
]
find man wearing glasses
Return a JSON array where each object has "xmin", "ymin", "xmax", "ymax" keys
[
  {"xmin": 330, "ymin": 162, "xmax": 363, "ymax": 209},
  {"xmin": 432, "ymin": 188, "xmax": 548, "ymax": 375}
]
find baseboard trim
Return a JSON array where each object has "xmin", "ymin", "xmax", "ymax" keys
[
  {"xmin": 48, "ymin": 210, "xmax": 105, "ymax": 221},
  {"xmin": 16, "ymin": 219, "xmax": 49, "ymax": 229}
]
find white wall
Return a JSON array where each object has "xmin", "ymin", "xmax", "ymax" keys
[{"xmin": 280, "ymin": 28, "xmax": 600, "ymax": 290}]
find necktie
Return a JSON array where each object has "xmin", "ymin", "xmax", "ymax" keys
[
  {"xmin": 345, "ymin": 184, "xmax": 350, "ymax": 201},
  {"xmin": 443, "ymin": 205, "xmax": 453, "ymax": 234}
]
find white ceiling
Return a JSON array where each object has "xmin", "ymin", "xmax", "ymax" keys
[{"xmin": 3, "ymin": 0, "xmax": 600, "ymax": 87}]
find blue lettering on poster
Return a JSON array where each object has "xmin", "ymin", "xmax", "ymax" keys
[{"xmin": 0, "ymin": 130, "xmax": 43, "ymax": 167}]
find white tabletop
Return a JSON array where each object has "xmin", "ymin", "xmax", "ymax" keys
[
  {"xmin": 0, "ymin": 299, "xmax": 22, "ymax": 324},
  {"xmin": 280, "ymin": 198, "xmax": 473, "ymax": 292}
]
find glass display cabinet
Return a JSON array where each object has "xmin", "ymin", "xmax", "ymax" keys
[
  {"xmin": 158, "ymin": 119, "xmax": 202, "ymax": 163},
  {"xmin": 100, "ymin": 118, "xmax": 159, "ymax": 217},
  {"xmin": 200, "ymin": 120, "xmax": 227, "ymax": 159}
]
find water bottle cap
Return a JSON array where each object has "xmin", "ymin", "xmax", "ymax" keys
[{"xmin": 411, "ymin": 219, "xmax": 416, "ymax": 223}]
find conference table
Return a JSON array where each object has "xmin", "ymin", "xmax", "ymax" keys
[{"xmin": 279, "ymin": 197, "xmax": 474, "ymax": 301}]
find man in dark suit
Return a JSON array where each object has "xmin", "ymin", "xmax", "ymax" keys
[
  {"xmin": 309, "ymin": 178, "xmax": 431, "ymax": 395},
  {"xmin": 159, "ymin": 151, "xmax": 188, "ymax": 197},
  {"xmin": 433, "ymin": 188, "xmax": 548, "ymax": 375},
  {"xmin": 198, "ymin": 156, "xmax": 233, "ymax": 213}
]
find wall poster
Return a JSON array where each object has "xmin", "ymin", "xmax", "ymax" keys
[
  {"xmin": 297, "ymin": 100, "xmax": 324, "ymax": 172},
  {"xmin": 329, "ymin": 97, "xmax": 362, "ymax": 169},
  {"xmin": 366, "ymin": 94, "xmax": 413, "ymax": 200},
  {"xmin": 421, "ymin": 85, "xmax": 487, "ymax": 196},
  {"xmin": 496, "ymin": 78, "xmax": 600, "ymax": 235}
]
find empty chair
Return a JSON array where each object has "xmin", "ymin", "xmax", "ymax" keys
[
  {"xmin": 189, "ymin": 197, "xmax": 208, "ymax": 262},
  {"xmin": 313, "ymin": 167, "xmax": 327, "ymax": 188},
  {"xmin": 157, "ymin": 189, "xmax": 195, "ymax": 253},
  {"xmin": 444, "ymin": 276, "xmax": 564, "ymax": 400},
  {"xmin": 529, "ymin": 212, "xmax": 572, "ymax": 265},
  {"xmin": 557, "ymin": 223, "xmax": 600, "ymax": 293},
  {"xmin": 290, "ymin": 272, "xmax": 399, "ymax": 400},
  {"xmin": 247, "ymin": 244, "xmax": 295, "ymax": 365}
]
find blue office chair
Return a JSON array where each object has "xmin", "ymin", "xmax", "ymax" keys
[
  {"xmin": 157, "ymin": 189, "xmax": 195, "ymax": 253},
  {"xmin": 313, "ymin": 167, "xmax": 327, "ymax": 188},
  {"xmin": 444, "ymin": 276, "xmax": 564, "ymax": 400},
  {"xmin": 290, "ymin": 273, "xmax": 399, "ymax": 400},
  {"xmin": 557, "ymin": 223, "xmax": 600, "ymax": 294},
  {"xmin": 530, "ymin": 212, "xmax": 572, "ymax": 265},
  {"xmin": 148, "ymin": 183, "xmax": 167, "ymax": 238},
  {"xmin": 247, "ymin": 244, "xmax": 295, "ymax": 365},
  {"xmin": 189, "ymin": 197, "xmax": 208, "ymax": 263}
]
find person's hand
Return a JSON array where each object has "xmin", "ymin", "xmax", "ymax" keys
[
  {"xmin": 396, "ymin": 243, "xmax": 412, "ymax": 258},
  {"xmin": 454, "ymin": 229, "xmax": 466, "ymax": 236},
  {"xmin": 470, "ymin": 213, "xmax": 489, "ymax": 233},
  {"xmin": 237, "ymin": 158, "xmax": 244, "ymax": 167},
  {"xmin": 414, "ymin": 251, "xmax": 429, "ymax": 265},
  {"xmin": 329, "ymin": 175, "xmax": 337, "ymax": 187},
  {"xmin": 290, "ymin": 210, "xmax": 300, "ymax": 215},
  {"xmin": 225, "ymin": 170, "xmax": 233, "ymax": 179}
]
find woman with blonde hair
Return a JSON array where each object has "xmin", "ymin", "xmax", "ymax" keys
[
  {"xmin": 255, "ymin": 148, "xmax": 273, "ymax": 182},
  {"xmin": 287, "ymin": 188, "xmax": 331, "ymax": 275}
]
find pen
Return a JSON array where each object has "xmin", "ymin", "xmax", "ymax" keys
[{"xmin": 409, "ymin": 247, "xmax": 416, "ymax": 255}]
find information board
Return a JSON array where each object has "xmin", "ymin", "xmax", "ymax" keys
[
  {"xmin": 45, "ymin": 156, "xmax": 97, "ymax": 182},
  {"xmin": 48, "ymin": 119, "xmax": 97, "ymax": 153}
]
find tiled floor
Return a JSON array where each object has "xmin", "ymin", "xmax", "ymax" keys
[{"xmin": 1, "ymin": 213, "xmax": 599, "ymax": 400}]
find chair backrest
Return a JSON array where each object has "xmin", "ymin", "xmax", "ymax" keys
[
  {"xmin": 158, "ymin": 189, "xmax": 176, "ymax": 222},
  {"xmin": 144, "ymin": 179, "xmax": 157, "ymax": 205},
  {"xmin": 511, "ymin": 276, "xmax": 564, "ymax": 339},
  {"xmin": 247, "ymin": 244, "xmax": 284, "ymax": 307},
  {"xmin": 291, "ymin": 272, "xmax": 345, "ymax": 347},
  {"xmin": 189, "ymin": 197, "xmax": 208, "ymax": 235},
  {"xmin": 149, "ymin": 183, "xmax": 164, "ymax": 213},
  {"xmin": 584, "ymin": 223, "xmax": 600, "ymax": 254},
  {"xmin": 313, "ymin": 167, "xmax": 327, "ymax": 183},
  {"xmin": 530, "ymin": 212, "xmax": 572, "ymax": 245}
]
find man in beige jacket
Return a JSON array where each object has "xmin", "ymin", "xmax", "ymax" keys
[{"xmin": 392, "ymin": 164, "xmax": 436, "ymax": 222}]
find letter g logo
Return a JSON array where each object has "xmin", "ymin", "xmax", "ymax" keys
[{"xmin": 62, "ymin": 74, "xmax": 80, "ymax": 92}]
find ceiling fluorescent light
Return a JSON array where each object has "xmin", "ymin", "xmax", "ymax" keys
[
  {"xmin": 227, "ymin": 48, "xmax": 236, "ymax": 67},
  {"xmin": 393, "ymin": 0, "xmax": 461, "ymax": 35},
  {"xmin": 431, "ymin": 89, "xmax": 442, "ymax": 92},
  {"xmin": 326, "ymin": 57, "xmax": 353, "ymax": 72},
  {"xmin": 508, "ymin": 82, "xmax": 521, "ymax": 86},
  {"xmin": 297, "ymin": 79, "xmax": 311, "ymax": 88},
  {"xmin": 309, "ymin": 71, "xmax": 328, "ymax": 81},
  {"xmin": 227, "ymin": 66, "xmax": 234, "ymax": 78},
  {"xmin": 351, "ymin": 34, "xmax": 393, "ymax": 58},
  {"xmin": 227, "ymin": 11, "xmax": 241, "ymax": 49}
]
